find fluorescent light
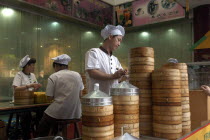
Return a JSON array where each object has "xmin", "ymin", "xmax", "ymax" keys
[
  {"xmin": 1, "ymin": 8, "xmax": 14, "ymax": 17},
  {"xmin": 141, "ymin": 32, "xmax": 149, "ymax": 37}
]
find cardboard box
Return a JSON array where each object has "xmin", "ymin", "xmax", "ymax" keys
[{"xmin": 190, "ymin": 90, "xmax": 210, "ymax": 130}]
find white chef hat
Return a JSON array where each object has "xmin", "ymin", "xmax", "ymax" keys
[
  {"xmin": 19, "ymin": 55, "xmax": 30, "ymax": 68},
  {"xmin": 101, "ymin": 25, "xmax": 125, "ymax": 40},
  {"xmin": 52, "ymin": 54, "xmax": 71, "ymax": 65},
  {"xmin": 168, "ymin": 58, "xmax": 178, "ymax": 63}
]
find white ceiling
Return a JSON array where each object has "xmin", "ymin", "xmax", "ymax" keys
[
  {"xmin": 101, "ymin": 0, "xmax": 210, "ymax": 9},
  {"xmin": 176, "ymin": 0, "xmax": 210, "ymax": 9}
]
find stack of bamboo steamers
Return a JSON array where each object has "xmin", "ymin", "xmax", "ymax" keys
[
  {"xmin": 129, "ymin": 47, "xmax": 155, "ymax": 136},
  {"xmin": 152, "ymin": 68, "xmax": 183, "ymax": 139},
  {"xmin": 81, "ymin": 84, "xmax": 114, "ymax": 140},
  {"xmin": 162, "ymin": 63, "xmax": 191, "ymax": 136},
  {"xmin": 110, "ymin": 82, "xmax": 140, "ymax": 137}
]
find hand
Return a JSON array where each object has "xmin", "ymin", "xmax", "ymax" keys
[
  {"xmin": 201, "ymin": 85, "xmax": 210, "ymax": 96},
  {"xmin": 30, "ymin": 83, "xmax": 42, "ymax": 90},
  {"xmin": 113, "ymin": 69, "xmax": 127, "ymax": 79}
]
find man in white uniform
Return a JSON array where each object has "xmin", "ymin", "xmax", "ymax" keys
[
  {"xmin": 37, "ymin": 54, "xmax": 84, "ymax": 136},
  {"xmin": 85, "ymin": 25, "xmax": 127, "ymax": 94}
]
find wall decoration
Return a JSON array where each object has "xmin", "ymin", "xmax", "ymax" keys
[
  {"xmin": 132, "ymin": 0, "xmax": 185, "ymax": 26},
  {"xmin": 23, "ymin": 0, "xmax": 72, "ymax": 15},
  {"xmin": 73, "ymin": 0, "xmax": 113, "ymax": 26},
  {"xmin": 22, "ymin": 0, "xmax": 113, "ymax": 26},
  {"xmin": 115, "ymin": 2, "xmax": 132, "ymax": 27}
]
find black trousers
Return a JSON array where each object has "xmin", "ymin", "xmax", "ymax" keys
[{"xmin": 36, "ymin": 113, "xmax": 58, "ymax": 137}]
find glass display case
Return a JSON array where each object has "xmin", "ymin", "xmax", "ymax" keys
[{"xmin": 187, "ymin": 62, "xmax": 210, "ymax": 90}]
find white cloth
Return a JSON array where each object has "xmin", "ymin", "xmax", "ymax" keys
[
  {"xmin": 19, "ymin": 55, "xmax": 30, "ymax": 68},
  {"xmin": 52, "ymin": 54, "xmax": 71, "ymax": 65},
  {"xmin": 85, "ymin": 48, "xmax": 122, "ymax": 95},
  {"xmin": 101, "ymin": 25, "xmax": 125, "ymax": 40},
  {"xmin": 44, "ymin": 69, "xmax": 84, "ymax": 119}
]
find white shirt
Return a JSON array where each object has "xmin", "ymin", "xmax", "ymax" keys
[
  {"xmin": 12, "ymin": 71, "xmax": 38, "ymax": 89},
  {"xmin": 85, "ymin": 48, "xmax": 122, "ymax": 95},
  {"xmin": 45, "ymin": 69, "xmax": 84, "ymax": 119}
]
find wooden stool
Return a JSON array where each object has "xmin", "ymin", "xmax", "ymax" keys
[{"xmin": 51, "ymin": 119, "xmax": 81, "ymax": 138}]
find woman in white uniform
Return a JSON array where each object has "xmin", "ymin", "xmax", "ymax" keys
[
  {"xmin": 13, "ymin": 55, "xmax": 41, "ymax": 92},
  {"xmin": 85, "ymin": 25, "xmax": 127, "ymax": 95},
  {"xmin": 12, "ymin": 55, "xmax": 41, "ymax": 139}
]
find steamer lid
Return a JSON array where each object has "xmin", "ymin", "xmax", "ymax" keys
[
  {"xmin": 110, "ymin": 81, "xmax": 139, "ymax": 95},
  {"xmin": 82, "ymin": 83, "xmax": 112, "ymax": 106}
]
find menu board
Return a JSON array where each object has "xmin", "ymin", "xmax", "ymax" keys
[{"xmin": 132, "ymin": 0, "xmax": 185, "ymax": 26}]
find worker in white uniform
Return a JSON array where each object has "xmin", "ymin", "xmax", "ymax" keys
[
  {"xmin": 13, "ymin": 55, "xmax": 41, "ymax": 92},
  {"xmin": 37, "ymin": 54, "xmax": 84, "ymax": 137},
  {"xmin": 12, "ymin": 55, "xmax": 41, "ymax": 140},
  {"xmin": 85, "ymin": 25, "xmax": 127, "ymax": 95}
]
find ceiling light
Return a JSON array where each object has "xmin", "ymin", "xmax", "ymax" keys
[{"xmin": 1, "ymin": 8, "xmax": 14, "ymax": 17}]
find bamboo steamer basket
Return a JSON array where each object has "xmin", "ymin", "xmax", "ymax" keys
[
  {"xmin": 14, "ymin": 90, "xmax": 34, "ymax": 105},
  {"xmin": 82, "ymin": 134, "xmax": 114, "ymax": 140},
  {"xmin": 130, "ymin": 57, "xmax": 154, "ymax": 65},
  {"xmin": 152, "ymin": 97, "xmax": 181, "ymax": 103},
  {"xmin": 182, "ymin": 104, "xmax": 190, "ymax": 112},
  {"xmin": 152, "ymin": 69, "xmax": 180, "ymax": 77},
  {"xmin": 115, "ymin": 128, "xmax": 139, "ymax": 133},
  {"xmin": 81, "ymin": 83, "xmax": 114, "ymax": 139},
  {"xmin": 82, "ymin": 114, "xmax": 114, "ymax": 123},
  {"xmin": 153, "ymin": 123, "xmax": 182, "ymax": 130},
  {"xmin": 130, "ymin": 47, "xmax": 154, "ymax": 58},
  {"xmin": 182, "ymin": 129, "xmax": 191, "ymax": 135},
  {"xmin": 114, "ymin": 105, "xmax": 139, "ymax": 114},
  {"xmin": 129, "ymin": 73, "xmax": 151, "ymax": 79},
  {"xmin": 153, "ymin": 110, "xmax": 182, "ymax": 116},
  {"xmin": 82, "ymin": 124, "xmax": 114, "ymax": 132},
  {"xmin": 139, "ymin": 89, "xmax": 152, "ymax": 97},
  {"xmin": 130, "ymin": 65, "xmax": 154, "ymax": 73},
  {"xmin": 153, "ymin": 132, "xmax": 182, "ymax": 139},
  {"xmin": 140, "ymin": 106, "xmax": 152, "ymax": 115},
  {"xmin": 181, "ymin": 89, "xmax": 189, "ymax": 97},
  {"xmin": 110, "ymin": 81, "xmax": 139, "ymax": 138},
  {"xmin": 115, "ymin": 123, "xmax": 139, "ymax": 129},
  {"xmin": 153, "ymin": 115, "xmax": 182, "ymax": 125},
  {"xmin": 115, "ymin": 131, "xmax": 139, "ymax": 138},
  {"xmin": 152, "ymin": 89, "xmax": 181, "ymax": 98},
  {"xmin": 82, "ymin": 120, "xmax": 114, "ymax": 127},
  {"xmin": 152, "ymin": 80, "xmax": 181, "ymax": 89},
  {"xmin": 181, "ymin": 97, "xmax": 190, "ymax": 104},
  {"xmin": 182, "ymin": 112, "xmax": 191, "ymax": 121},
  {"xmin": 139, "ymin": 122, "xmax": 152, "ymax": 131},
  {"xmin": 153, "ymin": 106, "xmax": 182, "ymax": 112},
  {"xmin": 162, "ymin": 63, "xmax": 187, "ymax": 70},
  {"xmin": 130, "ymin": 81, "xmax": 152, "ymax": 89},
  {"xmin": 140, "ymin": 115, "xmax": 152, "ymax": 122},
  {"xmin": 34, "ymin": 92, "xmax": 47, "ymax": 104}
]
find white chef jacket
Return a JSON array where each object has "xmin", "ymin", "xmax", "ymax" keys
[
  {"xmin": 12, "ymin": 71, "xmax": 38, "ymax": 101},
  {"xmin": 44, "ymin": 69, "xmax": 84, "ymax": 119},
  {"xmin": 85, "ymin": 47, "xmax": 122, "ymax": 95},
  {"xmin": 13, "ymin": 71, "xmax": 38, "ymax": 87}
]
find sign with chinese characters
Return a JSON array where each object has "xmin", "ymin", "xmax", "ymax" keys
[{"xmin": 132, "ymin": 0, "xmax": 185, "ymax": 26}]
